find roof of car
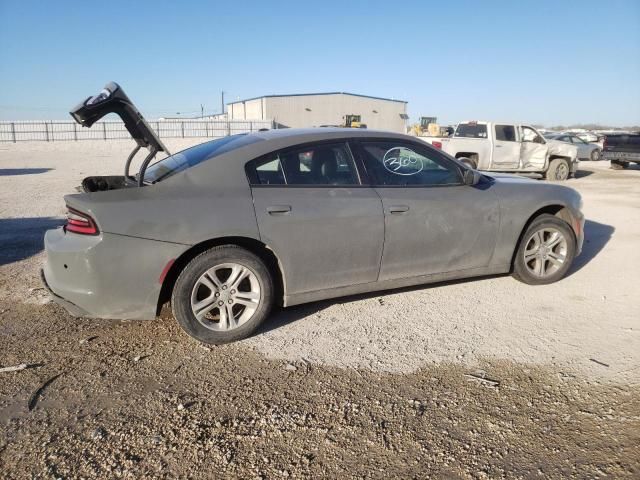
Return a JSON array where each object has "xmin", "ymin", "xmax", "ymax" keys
[{"xmin": 249, "ymin": 127, "xmax": 409, "ymax": 141}]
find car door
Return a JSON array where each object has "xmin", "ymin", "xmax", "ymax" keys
[
  {"xmin": 520, "ymin": 126, "xmax": 548, "ymax": 170},
  {"xmin": 354, "ymin": 139, "xmax": 500, "ymax": 281},
  {"xmin": 248, "ymin": 141, "xmax": 384, "ymax": 295},
  {"xmin": 569, "ymin": 135, "xmax": 589, "ymax": 158},
  {"xmin": 491, "ymin": 124, "xmax": 520, "ymax": 169}
]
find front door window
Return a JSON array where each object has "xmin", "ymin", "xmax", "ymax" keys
[
  {"xmin": 522, "ymin": 126, "xmax": 544, "ymax": 144},
  {"xmin": 358, "ymin": 141, "xmax": 462, "ymax": 186}
]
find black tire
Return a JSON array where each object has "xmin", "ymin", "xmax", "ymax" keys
[
  {"xmin": 590, "ymin": 149, "xmax": 601, "ymax": 161},
  {"xmin": 610, "ymin": 160, "xmax": 629, "ymax": 170},
  {"xmin": 513, "ymin": 214, "xmax": 576, "ymax": 285},
  {"xmin": 171, "ymin": 246, "xmax": 274, "ymax": 344},
  {"xmin": 546, "ymin": 158, "xmax": 570, "ymax": 181},
  {"xmin": 459, "ymin": 156, "xmax": 478, "ymax": 169}
]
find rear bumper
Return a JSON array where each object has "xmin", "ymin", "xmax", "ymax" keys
[
  {"xmin": 42, "ymin": 227, "xmax": 187, "ymax": 320},
  {"xmin": 603, "ymin": 152, "xmax": 640, "ymax": 163},
  {"xmin": 40, "ymin": 268, "xmax": 89, "ymax": 317}
]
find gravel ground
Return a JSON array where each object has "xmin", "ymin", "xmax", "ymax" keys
[
  {"xmin": 0, "ymin": 140, "xmax": 639, "ymax": 476},
  {"xmin": 0, "ymin": 301, "xmax": 638, "ymax": 478}
]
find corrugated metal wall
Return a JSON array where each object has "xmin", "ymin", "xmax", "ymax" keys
[
  {"xmin": 229, "ymin": 94, "xmax": 407, "ymax": 133},
  {"xmin": 228, "ymin": 99, "xmax": 264, "ymax": 120}
]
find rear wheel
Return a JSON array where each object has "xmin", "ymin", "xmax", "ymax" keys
[
  {"xmin": 513, "ymin": 214, "xmax": 576, "ymax": 285},
  {"xmin": 610, "ymin": 160, "xmax": 629, "ymax": 170},
  {"xmin": 546, "ymin": 158, "xmax": 570, "ymax": 181},
  {"xmin": 171, "ymin": 246, "xmax": 274, "ymax": 344},
  {"xmin": 458, "ymin": 156, "xmax": 478, "ymax": 169}
]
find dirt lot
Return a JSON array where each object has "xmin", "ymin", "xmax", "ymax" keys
[{"xmin": 1, "ymin": 140, "xmax": 639, "ymax": 477}]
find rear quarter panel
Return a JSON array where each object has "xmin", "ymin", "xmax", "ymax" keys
[
  {"xmin": 44, "ymin": 228, "xmax": 186, "ymax": 319},
  {"xmin": 64, "ymin": 156, "xmax": 261, "ymax": 246}
]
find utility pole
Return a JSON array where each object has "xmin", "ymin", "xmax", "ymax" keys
[
  {"xmin": 221, "ymin": 91, "xmax": 225, "ymax": 116},
  {"xmin": 201, "ymin": 104, "xmax": 204, "ymax": 118}
]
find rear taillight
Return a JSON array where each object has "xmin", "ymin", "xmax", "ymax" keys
[
  {"xmin": 65, "ymin": 206, "xmax": 99, "ymax": 235},
  {"xmin": 603, "ymin": 137, "xmax": 607, "ymax": 149},
  {"xmin": 432, "ymin": 141, "xmax": 443, "ymax": 149}
]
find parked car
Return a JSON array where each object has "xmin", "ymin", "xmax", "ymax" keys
[
  {"xmin": 544, "ymin": 133, "xmax": 602, "ymax": 161},
  {"xmin": 602, "ymin": 133, "xmax": 640, "ymax": 170},
  {"xmin": 42, "ymin": 84, "xmax": 585, "ymax": 344},
  {"xmin": 422, "ymin": 121, "xmax": 579, "ymax": 181},
  {"xmin": 573, "ymin": 131, "xmax": 601, "ymax": 143}
]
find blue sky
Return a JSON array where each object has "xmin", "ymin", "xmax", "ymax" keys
[{"xmin": 0, "ymin": 0, "xmax": 638, "ymax": 126}]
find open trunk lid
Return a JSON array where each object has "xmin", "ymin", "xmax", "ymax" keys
[
  {"xmin": 71, "ymin": 82, "xmax": 168, "ymax": 153},
  {"xmin": 70, "ymin": 82, "xmax": 170, "ymax": 192}
]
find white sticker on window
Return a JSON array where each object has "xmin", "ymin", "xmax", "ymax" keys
[{"xmin": 383, "ymin": 147, "xmax": 423, "ymax": 175}]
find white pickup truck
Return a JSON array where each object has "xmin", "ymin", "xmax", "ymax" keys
[{"xmin": 422, "ymin": 121, "xmax": 579, "ymax": 181}]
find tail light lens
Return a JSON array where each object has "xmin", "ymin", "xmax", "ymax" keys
[
  {"xmin": 432, "ymin": 141, "xmax": 443, "ymax": 149},
  {"xmin": 65, "ymin": 206, "xmax": 99, "ymax": 235}
]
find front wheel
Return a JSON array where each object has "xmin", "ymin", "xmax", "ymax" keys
[
  {"xmin": 513, "ymin": 214, "xmax": 576, "ymax": 285},
  {"xmin": 171, "ymin": 246, "xmax": 274, "ymax": 344},
  {"xmin": 590, "ymin": 149, "xmax": 601, "ymax": 161},
  {"xmin": 546, "ymin": 158, "xmax": 570, "ymax": 181}
]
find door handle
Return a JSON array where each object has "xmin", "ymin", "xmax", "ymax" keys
[
  {"xmin": 496, "ymin": 145, "xmax": 503, "ymax": 148},
  {"xmin": 267, "ymin": 205, "xmax": 292, "ymax": 215},
  {"xmin": 388, "ymin": 205, "xmax": 409, "ymax": 214}
]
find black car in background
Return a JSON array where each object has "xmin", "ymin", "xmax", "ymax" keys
[{"xmin": 603, "ymin": 133, "xmax": 640, "ymax": 169}]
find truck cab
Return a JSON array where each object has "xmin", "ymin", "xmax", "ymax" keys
[{"xmin": 425, "ymin": 121, "xmax": 579, "ymax": 181}]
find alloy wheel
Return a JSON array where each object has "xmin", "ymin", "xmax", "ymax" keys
[
  {"xmin": 190, "ymin": 263, "xmax": 261, "ymax": 331},
  {"xmin": 523, "ymin": 228, "xmax": 568, "ymax": 278}
]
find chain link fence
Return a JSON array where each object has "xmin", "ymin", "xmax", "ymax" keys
[{"xmin": 0, "ymin": 119, "xmax": 275, "ymax": 142}]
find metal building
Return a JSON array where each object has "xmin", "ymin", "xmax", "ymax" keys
[{"xmin": 226, "ymin": 92, "xmax": 408, "ymax": 133}]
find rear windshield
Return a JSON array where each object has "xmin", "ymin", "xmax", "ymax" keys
[
  {"xmin": 454, "ymin": 123, "xmax": 488, "ymax": 138},
  {"xmin": 144, "ymin": 134, "xmax": 261, "ymax": 183}
]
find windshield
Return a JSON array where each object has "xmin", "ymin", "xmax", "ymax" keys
[
  {"xmin": 144, "ymin": 134, "xmax": 261, "ymax": 183},
  {"xmin": 454, "ymin": 123, "xmax": 488, "ymax": 138}
]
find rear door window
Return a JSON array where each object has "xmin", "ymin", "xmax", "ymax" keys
[
  {"xmin": 495, "ymin": 125, "xmax": 517, "ymax": 142},
  {"xmin": 255, "ymin": 158, "xmax": 286, "ymax": 185},
  {"xmin": 248, "ymin": 142, "xmax": 359, "ymax": 186},
  {"xmin": 454, "ymin": 123, "xmax": 488, "ymax": 138}
]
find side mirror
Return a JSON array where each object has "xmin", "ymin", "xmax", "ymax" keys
[{"xmin": 463, "ymin": 169, "xmax": 480, "ymax": 186}]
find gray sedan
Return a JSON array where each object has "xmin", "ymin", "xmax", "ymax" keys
[
  {"xmin": 43, "ymin": 129, "xmax": 585, "ymax": 344},
  {"xmin": 42, "ymin": 78, "xmax": 584, "ymax": 343},
  {"xmin": 545, "ymin": 133, "xmax": 602, "ymax": 161}
]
